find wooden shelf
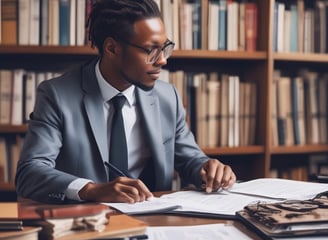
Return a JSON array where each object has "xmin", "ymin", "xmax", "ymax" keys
[
  {"xmin": 173, "ymin": 50, "xmax": 267, "ymax": 60},
  {"xmin": 0, "ymin": 45, "xmax": 98, "ymax": 55},
  {"xmin": 203, "ymin": 146, "xmax": 264, "ymax": 155},
  {"xmin": 0, "ymin": 46, "xmax": 267, "ymax": 60},
  {"xmin": 0, "ymin": 125, "xmax": 28, "ymax": 133},
  {"xmin": 274, "ymin": 52, "xmax": 328, "ymax": 62},
  {"xmin": 271, "ymin": 145, "xmax": 328, "ymax": 154},
  {"xmin": 0, "ymin": 182, "xmax": 15, "ymax": 191}
]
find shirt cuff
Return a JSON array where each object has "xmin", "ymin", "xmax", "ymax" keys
[{"xmin": 64, "ymin": 178, "xmax": 93, "ymax": 201}]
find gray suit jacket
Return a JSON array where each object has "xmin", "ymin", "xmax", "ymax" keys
[{"xmin": 15, "ymin": 58, "xmax": 209, "ymax": 203}]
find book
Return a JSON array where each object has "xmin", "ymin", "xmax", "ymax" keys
[
  {"xmin": 0, "ymin": 226, "xmax": 41, "ymax": 239},
  {"xmin": 58, "ymin": 214, "xmax": 147, "ymax": 240},
  {"xmin": 18, "ymin": 0, "xmax": 29, "ymax": 45},
  {"xmin": 318, "ymin": 74, "xmax": 328, "ymax": 144},
  {"xmin": 191, "ymin": 0, "xmax": 202, "ymax": 49},
  {"xmin": 76, "ymin": 0, "xmax": 85, "ymax": 46},
  {"xmin": 1, "ymin": 202, "xmax": 111, "ymax": 240},
  {"xmin": 0, "ymin": 70, "xmax": 13, "ymax": 125},
  {"xmin": 0, "ymin": 137, "xmax": 8, "ymax": 182},
  {"xmin": 226, "ymin": 1, "xmax": 238, "ymax": 51},
  {"xmin": 271, "ymin": 70, "xmax": 280, "ymax": 147},
  {"xmin": 302, "ymin": 70, "xmax": 320, "ymax": 144},
  {"xmin": 207, "ymin": 73, "xmax": 220, "ymax": 147},
  {"xmin": 289, "ymin": 4, "xmax": 299, "ymax": 52},
  {"xmin": 48, "ymin": 0, "xmax": 59, "ymax": 45},
  {"xmin": 244, "ymin": 2, "xmax": 257, "ymax": 51},
  {"xmin": 59, "ymin": 0, "xmax": 70, "ymax": 45},
  {"xmin": 208, "ymin": 0, "xmax": 219, "ymax": 50},
  {"xmin": 220, "ymin": 74, "xmax": 229, "ymax": 146},
  {"xmin": 277, "ymin": 76, "xmax": 293, "ymax": 145},
  {"xmin": 11, "ymin": 69, "xmax": 24, "ymax": 125},
  {"xmin": 276, "ymin": 2, "xmax": 285, "ymax": 52},
  {"xmin": 29, "ymin": 0, "xmax": 40, "ymax": 45},
  {"xmin": 179, "ymin": 0, "xmax": 193, "ymax": 50},
  {"xmin": 69, "ymin": 0, "xmax": 76, "ymax": 46},
  {"xmin": 218, "ymin": 0, "xmax": 227, "ymax": 50},
  {"xmin": 1, "ymin": 0, "xmax": 18, "ymax": 44},
  {"xmin": 40, "ymin": 0, "xmax": 49, "ymax": 45},
  {"xmin": 292, "ymin": 77, "xmax": 306, "ymax": 145}
]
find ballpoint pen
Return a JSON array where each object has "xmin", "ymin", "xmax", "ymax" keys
[{"xmin": 104, "ymin": 161, "xmax": 132, "ymax": 178}]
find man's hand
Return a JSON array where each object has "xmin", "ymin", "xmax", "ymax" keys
[
  {"xmin": 200, "ymin": 159, "xmax": 236, "ymax": 193},
  {"xmin": 78, "ymin": 177, "xmax": 153, "ymax": 203}
]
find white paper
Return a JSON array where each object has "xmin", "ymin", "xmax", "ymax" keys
[
  {"xmin": 146, "ymin": 223, "xmax": 253, "ymax": 240},
  {"xmin": 103, "ymin": 197, "xmax": 181, "ymax": 215},
  {"xmin": 159, "ymin": 190, "xmax": 276, "ymax": 216},
  {"xmin": 103, "ymin": 178, "xmax": 328, "ymax": 217},
  {"xmin": 229, "ymin": 178, "xmax": 328, "ymax": 200}
]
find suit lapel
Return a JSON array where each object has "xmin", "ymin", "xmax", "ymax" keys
[
  {"xmin": 82, "ymin": 59, "xmax": 108, "ymax": 163},
  {"xmin": 136, "ymin": 88, "xmax": 168, "ymax": 189}
]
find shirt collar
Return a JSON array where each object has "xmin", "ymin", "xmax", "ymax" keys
[{"xmin": 95, "ymin": 60, "xmax": 135, "ymax": 106}]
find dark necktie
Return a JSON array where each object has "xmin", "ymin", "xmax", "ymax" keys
[{"xmin": 109, "ymin": 95, "xmax": 128, "ymax": 177}]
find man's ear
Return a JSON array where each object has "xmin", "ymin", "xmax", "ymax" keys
[{"xmin": 103, "ymin": 37, "xmax": 120, "ymax": 55}]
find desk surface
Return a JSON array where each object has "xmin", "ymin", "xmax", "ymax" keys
[
  {"xmin": 0, "ymin": 198, "xmax": 262, "ymax": 240},
  {"xmin": 134, "ymin": 214, "xmax": 261, "ymax": 239}
]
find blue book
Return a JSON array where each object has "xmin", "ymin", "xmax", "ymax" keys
[
  {"xmin": 289, "ymin": 4, "xmax": 298, "ymax": 52},
  {"xmin": 191, "ymin": 0, "xmax": 202, "ymax": 49},
  {"xmin": 218, "ymin": 0, "xmax": 227, "ymax": 50},
  {"xmin": 291, "ymin": 78, "xmax": 300, "ymax": 145},
  {"xmin": 59, "ymin": 0, "xmax": 70, "ymax": 46}
]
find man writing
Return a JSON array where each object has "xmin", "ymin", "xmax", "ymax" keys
[{"xmin": 15, "ymin": 0, "xmax": 236, "ymax": 204}]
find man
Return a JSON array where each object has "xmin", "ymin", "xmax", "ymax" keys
[{"xmin": 15, "ymin": 0, "xmax": 236, "ymax": 204}]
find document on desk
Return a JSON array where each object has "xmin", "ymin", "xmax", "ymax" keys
[
  {"xmin": 146, "ymin": 223, "xmax": 253, "ymax": 240},
  {"xmin": 103, "ymin": 197, "xmax": 181, "ymax": 215},
  {"xmin": 159, "ymin": 190, "xmax": 275, "ymax": 218},
  {"xmin": 228, "ymin": 178, "xmax": 328, "ymax": 200},
  {"xmin": 104, "ymin": 178, "xmax": 328, "ymax": 218}
]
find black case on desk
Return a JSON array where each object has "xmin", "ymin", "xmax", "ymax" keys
[{"xmin": 236, "ymin": 192, "xmax": 328, "ymax": 239}]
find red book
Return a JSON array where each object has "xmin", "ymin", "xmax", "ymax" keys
[{"xmin": 245, "ymin": 2, "xmax": 258, "ymax": 52}]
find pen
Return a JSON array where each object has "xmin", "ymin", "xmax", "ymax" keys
[
  {"xmin": 95, "ymin": 234, "xmax": 148, "ymax": 240},
  {"xmin": 104, "ymin": 161, "xmax": 131, "ymax": 178}
]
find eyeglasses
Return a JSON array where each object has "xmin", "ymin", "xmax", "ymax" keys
[{"xmin": 122, "ymin": 40, "xmax": 175, "ymax": 64}]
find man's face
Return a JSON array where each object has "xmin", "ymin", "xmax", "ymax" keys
[{"xmin": 117, "ymin": 17, "xmax": 169, "ymax": 91}]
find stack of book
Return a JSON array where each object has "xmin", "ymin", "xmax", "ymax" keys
[{"xmin": 0, "ymin": 201, "xmax": 110, "ymax": 240}]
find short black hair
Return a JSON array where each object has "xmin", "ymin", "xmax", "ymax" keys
[{"xmin": 87, "ymin": 0, "xmax": 162, "ymax": 55}]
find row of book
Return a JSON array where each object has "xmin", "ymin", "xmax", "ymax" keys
[
  {"xmin": 0, "ymin": 69, "xmax": 61, "ymax": 125},
  {"xmin": 161, "ymin": 69, "xmax": 257, "ymax": 148},
  {"xmin": 0, "ymin": 0, "xmax": 93, "ymax": 46},
  {"xmin": 0, "ymin": 0, "xmax": 259, "ymax": 51},
  {"xmin": 157, "ymin": 0, "xmax": 258, "ymax": 51},
  {"xmin": 272, "ymin": 69, "xmax": 328, "ymax": 146},
  {"xmin": 270, "ymin": 154, "xmax": 328, "ymax": 181},
  {"xmin": 273, "ymin": 0, "xmax": 328, "ymax": 53}
]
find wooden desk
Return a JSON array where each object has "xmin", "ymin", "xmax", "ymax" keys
[{"xmin": 0, "ymin": 197, "xmax": 262, "ymax": 239}]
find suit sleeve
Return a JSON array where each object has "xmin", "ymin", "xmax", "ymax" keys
[
  {"xmin": 15, "ymin": 80, "xmax": 78, "ymax": 203},
  {"xmin": 171, "ymin": 85, "xmax": 209, "ymax": 187}
]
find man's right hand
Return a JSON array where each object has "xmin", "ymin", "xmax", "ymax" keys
[{"xmin": 78, "ymin": 177, "xmax": 153, "ymax": 203}]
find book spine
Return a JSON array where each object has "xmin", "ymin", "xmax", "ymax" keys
[{"xmin": 59, "ymin": 0, "xmax": 70, "ymax": 45}]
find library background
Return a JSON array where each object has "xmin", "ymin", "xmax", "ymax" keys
[{"xmin": 1, "ymin": 0, "xmax": 328, "ymax": 198}]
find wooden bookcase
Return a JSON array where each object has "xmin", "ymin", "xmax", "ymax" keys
[{"xmin": 1, "ymin": 0, "xmax": 328, "ymax": 192}]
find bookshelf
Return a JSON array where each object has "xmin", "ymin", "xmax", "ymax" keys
[{"xmin": 1, "ymin": 0, "xmax": 327, "ymax": 192}]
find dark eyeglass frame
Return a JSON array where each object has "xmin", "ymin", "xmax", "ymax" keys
[{"xmin": 121, "ymin": 39, "xmax": 175, "ymax": 64}]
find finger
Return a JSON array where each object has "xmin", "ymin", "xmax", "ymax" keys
[
  {"xmin": 120, "ymin": 178, "xmax": 153, "ymax": 202},
  {"xmin": 222, "ymin": 169, "xmax": 237, "ymax": 189},
  {"xmin": 201, "ymin": 162, "xmax": 217, "ymax": 193}
]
